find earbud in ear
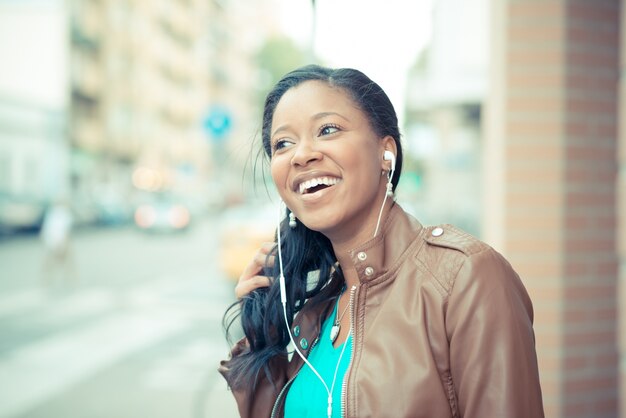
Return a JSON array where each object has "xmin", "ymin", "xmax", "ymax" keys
[{"xmin": 383, "ymin": 150, "xmax": 396, "ymax": 171}]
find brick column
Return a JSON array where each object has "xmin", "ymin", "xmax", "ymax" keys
[
  {"xmin": 485, "ymin": 1, "xmax": 621, "ymax": 417},
  {"xmin": 618, "ymin": 0, "xmax": 626, "ymax": 415}
]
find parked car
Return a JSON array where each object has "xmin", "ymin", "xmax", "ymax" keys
[
  {"xmin": 0, "ymin": 193, "xmax": 46, "ymax": 234},
  {"xmin": 218, "ymin": 203, "xmax": 276, "ymax": 281},
  {"xmin": 95, "ymin": 197, "xmax": 133, "ymax": 226},
  {"xmin": 134, "ymin": 193, "xmax": 191, "ymax": 233}
]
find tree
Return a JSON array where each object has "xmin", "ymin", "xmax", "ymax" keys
[{"xmin": 254, "ymin": 36, "xmax": 308, "ymax": 110}]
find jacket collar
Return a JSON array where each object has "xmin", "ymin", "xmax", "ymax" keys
[
  {"xmin": 347, "ymin": 202, "xmax": 425, "ymax": 284},
  {"xmin": 287, "ymin": 204, "xmax": 424, "ymax": 364}
]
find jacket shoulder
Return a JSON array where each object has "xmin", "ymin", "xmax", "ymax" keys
[
  {"xmin": 415, "ymin": 224, "xmax": 491, "ymax": 294},
  {"xmin": 423, "ymin": 224, "xmax": 489, "ymax": 256}
]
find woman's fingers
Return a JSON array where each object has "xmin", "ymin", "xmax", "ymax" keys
[
  {"xmin": 259, "ymin": 241, "xmax": 275, "ymax": 260},
  {"xmin": 234, "ymin": 275, "xmax": 272, "ymax": 299},
  {"xmin": 235, "ymin": 242, "xmax": 276, "ymax": 299},
  {"xmin": 240, "ymin": 244, "xmax": 275, "ymax": 278},
  {"xmin": 259, "ymin": 241, "xmax": 276, "ymax": 269}
]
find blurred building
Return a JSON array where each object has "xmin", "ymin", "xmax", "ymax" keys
[
  {"xmin": 203, "ymin": 0, "xmax": 278, "ymax": 206},
  {"xmin": 407, "ymin": 0, "xmax": 623, "ymax": 417},
  {"xmin": 69, "ymin": 0, "xmax": 212, "ymax": 224},
  {"xmin": 615, "ymin": 2, "xmax": 626, "ymax": 418},
  {"xmin": 0, "ymin": 0, "xmax": 216, "ymax": 230},
  {"xmin": 404, "ymin": 0, "xmax": 488, "ymax": 236},
  {"xmin": 0, "ymin": 0, "xmax": 70, "ymax": 233}
]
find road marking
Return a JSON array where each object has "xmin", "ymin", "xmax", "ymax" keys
[
  {"xmin": 35, "ymin": 289, "xmax": 116, "ymax": 325},
  {"xmin": 0, "ymin": 288, "xmax": 116, "ymax": 322},
  {"xmin": 0, "ymin": 312, "xmax": 187, "ymax": 418},
  {"xmin": 0, "ymin": 270, "xmax": 236, "ymax": 417},
  {"xmin": 0, "ymin": 289, "xmax": 46, "ymax": 319}
]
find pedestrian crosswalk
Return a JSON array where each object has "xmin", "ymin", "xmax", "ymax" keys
[
  {"xmin": 0, "ymin": 289, "xmax": 48, "ymax": 320},
  {"xmin": 0, "ymin": 274, "xmax": 237, "ymax": 418}
]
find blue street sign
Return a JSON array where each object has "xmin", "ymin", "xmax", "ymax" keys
[{"xmin": 203, "ymin": 106, "xmax": 232, "ymax": 142}]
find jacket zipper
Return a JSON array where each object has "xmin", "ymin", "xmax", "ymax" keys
[
  {"xmin": 341, "ymin": 285, "xmax": 358, "ymax": 418},
  {"xmin": 270, "ymin": 374, "xmax": 296, "ymax": 418},
  {"xmin": 270, "ymin": 337, "xmax": 320, "ymax": 418}
]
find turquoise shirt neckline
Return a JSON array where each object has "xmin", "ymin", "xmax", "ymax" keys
[{"xmin": 284, "ymin": 299, "xmax": 353, "ymax": 418}]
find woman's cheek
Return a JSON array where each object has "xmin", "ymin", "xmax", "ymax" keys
[{"xmin": 270, "ymin": 160, "xmax": 289, "ymax": 196}]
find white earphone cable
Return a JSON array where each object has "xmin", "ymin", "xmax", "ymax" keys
[
  {"xmin": 373, "ymin": 165, "xmax": 395, "ymax": 237},
  {"xmin": 277, "ymin": 202, "xmax": 338, "ymax": 418},
  {"xmin": 275, "ymin": 152, "xmax": 392, "ymax": 414}
]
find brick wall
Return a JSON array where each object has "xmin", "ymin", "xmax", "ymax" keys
[
  {"xmin": 485, "ymin": 1, "xmax": 621, "ymax": 417},
  {"xmin": 563, "ymin": 2, "xmax": 620, "ymax": 416},
  {"xmin": 617, "ymin": 0, "xmax": 626, "ymax": 418}
]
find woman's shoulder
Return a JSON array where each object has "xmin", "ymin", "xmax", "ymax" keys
[
  {"xmin": 397, "ymin": 206, "xmax": 491, "ymax": 258},
  {"xmin": 421, "ymin": 224, "xmax": 491, "ymax": 257},
  {"xmin": 413, "ymin": 224, "xmax": 516, "ymax": 294}
]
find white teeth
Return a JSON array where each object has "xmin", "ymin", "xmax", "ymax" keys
[{"xmin": 298, "ymin": 177, "xmax": 339, "ymax": 194}]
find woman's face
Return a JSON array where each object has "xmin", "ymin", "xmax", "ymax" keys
[{"xmin": 269, "ymin": 80, "xmax": 390, "ymax": 238}]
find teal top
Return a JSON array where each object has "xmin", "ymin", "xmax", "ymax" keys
[{"xmin": 284, "ymin": 300, "xmax": 353, "ymax": 418}]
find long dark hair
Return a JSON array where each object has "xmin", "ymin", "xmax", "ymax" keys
[{"xmin": 223, "ymin": 65, "xmax": 403, "ymax": 391}]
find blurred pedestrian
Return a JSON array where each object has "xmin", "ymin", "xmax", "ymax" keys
[
  {"xmin": 40, "ymin": 198, "xmax": 76, "ymax": 289},
  {"xmin": 220, "ymin": 65, "xmax": 544, "ymax": 417}
]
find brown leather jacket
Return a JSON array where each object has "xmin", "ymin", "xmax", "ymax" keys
[{"xmin": 219, "ymin": 203, "xmax": 544, "ymax": 417}]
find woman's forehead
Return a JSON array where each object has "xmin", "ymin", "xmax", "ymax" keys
[
  {"xmin": 272, "ymin": 81, "xmax": 361, "ymax": 122},
  {"xmin": 283, "ymin": 80, "xmax": 349, "ymax": 103}
]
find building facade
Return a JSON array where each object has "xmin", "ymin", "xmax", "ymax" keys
[
  {"xmin": 404, "ymin": 0, "xmax": 488, "ymax": 237},
  {"xmin": 0, "ymin": 0, "xmax": 70, "ymax": 232},
  {"xmin": 69, "ymin": 0, "xmax": 213, "ymax": 223},
  {"xmin": 485, "ymin": 1, "xmax": 622, "ymax": 417}
]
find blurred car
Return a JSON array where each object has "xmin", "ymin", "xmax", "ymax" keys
[
  {"xmin": 96, "ymin": 199, "xmax": 133, "ymax": 226},
  {"xmin": 134, "ymin": 193, "xmax": 191, "ymax": 233},
  {"xmin": 218, "ymin": 203, "xmax": 276, "ymax": 281},
  {"xmin": 0, "ymin": 194, "xmax": 46, "ymax": 234}
]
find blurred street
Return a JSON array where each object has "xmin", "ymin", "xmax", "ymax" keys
[{"xmin": 0, "ymin": 217, "xmax": 239, "ymax": 418}]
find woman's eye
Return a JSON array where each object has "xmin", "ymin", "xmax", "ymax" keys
[
  {"xmin": 319, "ymin": 124, "xmax": 340, "ymax": 136},
  {"xmin": 272, "ymin": 139, "xmax": 292, "ymax": 153}
]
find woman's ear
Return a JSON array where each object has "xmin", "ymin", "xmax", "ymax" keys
[{"xmin": 380, "ymin": 136, "xmax": 398, "ymax": 172}]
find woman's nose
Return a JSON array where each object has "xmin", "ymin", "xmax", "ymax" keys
[{"xmin": 290, "ymin": 141, "xmax": 322, "ymax": 167}]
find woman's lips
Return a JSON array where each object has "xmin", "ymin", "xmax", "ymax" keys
[
  {"xmin": 298, "ymin": 176, "xmax": 340, "ymax": 194},
  {"xmin": 298, "ymin": 181, "xmax": 340, "ymax": 202}
]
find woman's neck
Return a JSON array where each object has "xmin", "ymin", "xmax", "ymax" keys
[{"xmin": 330, "ymin": 196, "xmax": 394, "ymax": 288}]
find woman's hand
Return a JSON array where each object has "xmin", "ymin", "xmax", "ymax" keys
[{"xmin": 234, "ymin": 242, "xmax": 275, "ymax": 299}]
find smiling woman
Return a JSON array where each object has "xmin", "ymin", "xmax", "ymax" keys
[
  {"xmin": 219, "ymin": 65, "xmax": 544, "ymax": 418},
  {"xmin": 268, "ymin": 79, "xmax": 396, "ymax": 238}
]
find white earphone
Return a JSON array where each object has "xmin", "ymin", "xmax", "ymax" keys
[
  {"xmin": 374, "ymin": 150, "xmax": 396, "ymax": 237},
  {"xmin": 383, "ymin": 150, "xmax": 396, "ymax": 171}
]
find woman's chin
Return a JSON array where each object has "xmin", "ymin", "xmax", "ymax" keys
[{"xmin": 299, "ymin": 217, "xmax": 342, "ymax": 235}]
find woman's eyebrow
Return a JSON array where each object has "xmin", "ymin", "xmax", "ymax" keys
[
  {"xmin": 271, "ymin": 124, "xmax": 291, "ymax": 138},
  {"xmin": 272, "ymin": 112, "xmax": 350, "ymax": 137},
  {"xmin": 312, "ymin": 112, "xmax": 350, "ymax": 122}
]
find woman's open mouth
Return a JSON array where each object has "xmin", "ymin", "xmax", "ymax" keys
[{"xmin": 298, "ymin": 177, "xmax": 340, "ymax": 195}]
